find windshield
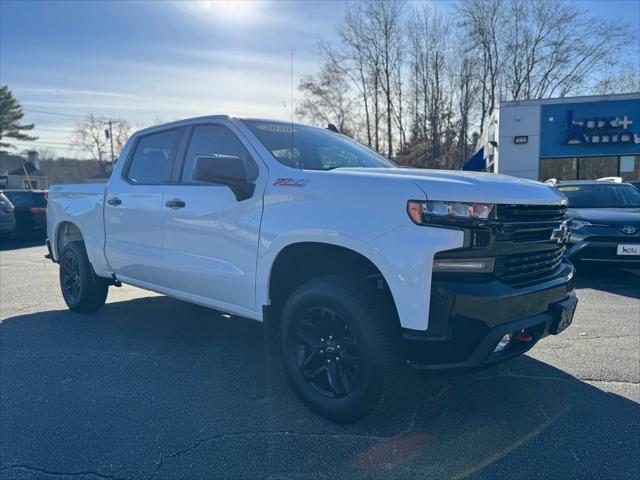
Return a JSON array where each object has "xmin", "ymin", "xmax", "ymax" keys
[
  {"xmin": 3, "ymin": 191, "xmax": 47, "ymax": 208},
  {"xmin": 557, "ymin": 184, "xmax": 640, "ymax": 208},
  {"xmin": 242, "ymin": 120, "xmax": 395, "ymax": 170}
]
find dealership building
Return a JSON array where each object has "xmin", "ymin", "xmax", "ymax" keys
[{"xmin": 467, "ymin": 92, "xmax": 640, "ymax": 181}]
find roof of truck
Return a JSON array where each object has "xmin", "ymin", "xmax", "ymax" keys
[{"xmin": 134, "ymin": 116, "xmax": 318, "ymax": 137}]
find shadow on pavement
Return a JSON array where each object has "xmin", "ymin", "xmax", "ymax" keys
[
  {"xmin": 1, "ymin": 295, "xmax": 638, "ymax": 480},
  {"xmin": 573, "ymin": 265, "xmax": 640, "ymax": 300},
  {"xmin": 0, "ymin": 238, "xmax": 46, "ymax": 252}
]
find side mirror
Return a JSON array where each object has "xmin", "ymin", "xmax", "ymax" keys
[{"xmin": 192, "ymin": 155, "xmax": 256, "ymax": 201}]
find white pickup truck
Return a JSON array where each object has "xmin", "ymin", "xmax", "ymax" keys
[{"xmin": 47, "ymin": 116, "xmax": 577, "ymax": 422}]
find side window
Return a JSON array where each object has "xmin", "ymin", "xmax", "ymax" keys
[
  {"xmin": 126, "ymin": 129, "xmax": 179, "ymax": 184},
  {"xmin": 182, "ymin": 125, "xmax": 257, "ymax": 183}
]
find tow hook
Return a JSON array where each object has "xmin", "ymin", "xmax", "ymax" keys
[{"xmin": 513, "ymin": 329, "xmax": 533, "ymax": 342}]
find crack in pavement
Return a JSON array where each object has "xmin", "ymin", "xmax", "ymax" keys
[
  {"xmin": 6, "ymin": 370, "xmax": 635, "ymax": 480},
  {"xmin": 148, "ymin": 393, "xmax": 438, "ymax": 479},
  {"xmin": 0, "ymin": 464, "xmax": 130, "ymax": 480},
  {"xmin": 148, "ymin": 430, "xmax": 386, "ymax": 479},
  {"xmin": 147, "ymin": 372, "xmax": 580, "ymax": 478}
]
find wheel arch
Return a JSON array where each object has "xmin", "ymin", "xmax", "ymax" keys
[
  {"xmin": 54, "ymin": 221, "xmax": 85, "ymax": 258},
  {"xmin": 264, "ymin": 241, "xmax": 401, "ymax": 330}
]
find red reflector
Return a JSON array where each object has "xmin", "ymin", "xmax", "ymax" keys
[
  {"xmin": 2, "ymin": 207, "xmax": 14, "ymax": 214},
  {"xmin": 514, "ymin": 329, "xmax": 533, "ymax": 342},
  {"xmin": 29, "ymin": 207, "xmax": 46, "ymax": 214}
]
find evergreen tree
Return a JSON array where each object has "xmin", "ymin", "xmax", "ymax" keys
[{"xmin": 0, "ymin": 85, "xmax": 37, "ymax": 151}]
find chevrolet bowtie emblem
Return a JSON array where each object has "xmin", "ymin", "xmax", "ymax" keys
[{"xmin": 550, "ymin": 220, "xmax": 570, "ymax": 244}]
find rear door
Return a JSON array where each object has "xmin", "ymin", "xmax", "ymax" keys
[
  {"xmin": 161, "ymin": 121, "xmax": 265, "ymax": 313},
  {"xmin": 104, "ymin": 127, "xmax": 182, "ymax": 287}
]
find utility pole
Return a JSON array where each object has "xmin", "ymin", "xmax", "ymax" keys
[{"xmin": 107, "ymin": 120, "xmax": 115, "ymax": 163}]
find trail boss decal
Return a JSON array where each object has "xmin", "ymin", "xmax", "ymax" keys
[
  {"xmin": 257, "ymin": 124, "xmax": 296, "ymax": 133},
  {"xmin": 273, "ymin": 178, "xmax": 309, "ymax": 187}
]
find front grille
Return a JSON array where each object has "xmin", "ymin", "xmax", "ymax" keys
[
  {"xmin": 434, "ymin": 203, "xmax": 569, "ymax": 288},
  {"xmin": 496, "ymin": 204, "xmax": 567, "ymax": 222},
  {"xmin": 494, "ymin": 246, "xmax": 566, "ymax": 287},
  {"xmin": 500, "ymin": 226, "xmax": 555, "ymax": 243}
]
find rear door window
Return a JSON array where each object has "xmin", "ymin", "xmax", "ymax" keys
[{"xmin": 125, "ymin": 129, "xmax": 180, "ymax": 184}]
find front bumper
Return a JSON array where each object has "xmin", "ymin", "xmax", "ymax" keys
[
  {"xmin": 402, "ymin": 260, "xmax": 576, "ymax": 370},
  {"xmin": 566, "ymin": 230, "xmax": 640, "ymax": 265}
]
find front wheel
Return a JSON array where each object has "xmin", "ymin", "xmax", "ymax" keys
[
  {"xmin": 280, "ymin": 276, "xmax": 405, "ymax": 423},
  {"xmin": 59, "ymin": 241, "xmax": 109, "ymax": 313}
]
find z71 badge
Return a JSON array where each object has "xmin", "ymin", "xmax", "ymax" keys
[{"xmin": 273, "ymin": 178, "xmax": 309, "ymax": 187}]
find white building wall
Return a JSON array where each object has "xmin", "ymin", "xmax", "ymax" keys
[{"xmin": 496, "ymin": 104, "xmax": 541, "ymax": 180}]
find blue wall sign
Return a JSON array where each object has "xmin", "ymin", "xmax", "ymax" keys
[{"xmin": 540, "ymin": 98, "xmax": 640, "ymax": 158}]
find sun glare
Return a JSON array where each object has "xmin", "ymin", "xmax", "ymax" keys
[{"xmin": 182, "ymin": 0, "xmax": 264, "ymax": 26}]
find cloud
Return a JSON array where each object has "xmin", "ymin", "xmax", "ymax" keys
[{"xmin": 17, "ymin": 86, "xmax": 142, "ymax": 100}]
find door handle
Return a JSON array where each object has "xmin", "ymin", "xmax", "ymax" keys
[
  {"xmin": 165, "ymin": 199, "xmax": 186, "ymax": 209},
  {"xmin": 107, "ymin": 197, "xmax": 122, "ymax": 206}
]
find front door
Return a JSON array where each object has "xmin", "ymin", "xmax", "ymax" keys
[
  {"xmin": 104, "ymin": 127, "xmax": 182, "ymax": 287},
  {"xmin": 161, "ymin": 122, "xmax": 264, "ymax": 313}
]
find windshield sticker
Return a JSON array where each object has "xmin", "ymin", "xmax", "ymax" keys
[
  {"xmin": 257, "ymin": 124, "xmax": 296, "ymax": 133},
  {"xmin": 273, "ymin": 178, "xmax": 309, "ymax": 187},
  {"xmin": 558, "ymin": 186, "xmax": 580, "ymax": 191}
]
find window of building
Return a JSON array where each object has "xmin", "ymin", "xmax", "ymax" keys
[
  {"xmin": 125, "ymin": 129, "xmax": 180, "ymax": 184},
  {"xmin": 578, "ymin": 156, "xmax": 618, "ymax": 180},
  {"xmin": 23, "ymin": 179, "xmax": 38, "ymax": 189},
  {"xmin": 539, "ymin": 157, "xmax": 577, "ymax": 181},
  {"xmin": 181, "ymin": 125, "xmax": 257, "ymax": 183},
  {"xmin": 539, "ymin": 155, "xmax": 640, "ymax": 181},
  {"xmin": 620, "ymin": 155, "xmax": 640, "ymax": 181}
]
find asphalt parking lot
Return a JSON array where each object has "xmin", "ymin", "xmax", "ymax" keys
[{"xmin": 1, "ymin": 241, "xmax": 638, "ymax": 480}]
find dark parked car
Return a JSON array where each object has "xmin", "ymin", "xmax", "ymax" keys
[
  {"xmin": 629, "ymin": 180, "xmax": 640, "ymax": 191},
  {"xmin": 556, "ymin": 181, "xmax": 640, "ymax": 266},
  {"xmin": 0, "ymin": 190, "xmax": 48, "ymax": 239},
  {"xmin": 0, "ymin": 192, "xmax": 17, "ymax": 240}
]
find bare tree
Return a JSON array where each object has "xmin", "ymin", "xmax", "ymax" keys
[
  {"xmin": 458, "ymin": 0, "xmax": 503, "ymax": 134},
  {"xmin": 592, "ymin": 65, "xmax": 640, "ymax": 95},
  {"xmin": 456, "ymin": 54, "xmax": 478, "ymax": 166},
  {"xmin": 458, "ymin": 0, "xmax": 632, "ymax": 135},
  {"xmin": 71, "ymin": 115, "xmax": 131, "ymax": 162},
  {"xmin": 36, "ymin": 147, "xmax": 58, "ymax": 162},
  {"xmin": 71, "ymin": 114, "xmax": 108, "ymax": 162},
  {"xmin": 297, "ymin": 0, "xmax": 634, "ymax": 166},
  {"xmin": 366, "ymin": 0, "xmax": 404, "ymax": 158},
  {"xmin": 297, "ymin": 62, "xmax": 356, "ymax": 135},
  {"xmin": 110, "ymin": 118, "xmax": 133, "ymax": 159}
]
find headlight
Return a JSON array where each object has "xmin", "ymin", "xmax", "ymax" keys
[
  {"xmin": 570, "ymin": 219, "xmax": 591, "ymax": 230},
  {"xmin": 407, "ymin": 200, "xmax": 495, "ymax": 224}
]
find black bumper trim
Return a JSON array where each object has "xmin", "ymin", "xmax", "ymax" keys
[
  {"xmin": 406, "ymin": 311, "xmax": 552, "ymax": 370},
  {"xmin": 402, "ymin": 262, "xmax": 576, "ymax": 370}
]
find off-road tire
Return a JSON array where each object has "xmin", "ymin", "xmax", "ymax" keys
[
  {"xmin": 59, "ymin": 241, "xmax": 109, "ymax": 313},
  {"xmin": 280, "ymin": 275, "xmax": 405, "ymax": 423}
]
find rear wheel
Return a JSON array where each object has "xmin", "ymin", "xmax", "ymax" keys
[
  {"xmin": 59, "ymin": 241, "xmax": 108, "ymax": 313},
  {"xmin": 280, "ymin": 276, "xmax": 405, "ymax": 423}
]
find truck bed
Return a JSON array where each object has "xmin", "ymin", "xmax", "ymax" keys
[{"xmin": 47, "ymin": 183, "xmax": 110, "ymax": 277}]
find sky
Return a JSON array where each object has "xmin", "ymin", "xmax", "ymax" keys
[{"xmin": 1, "ymin": 0, "xmax": 639, "ymax": 158}]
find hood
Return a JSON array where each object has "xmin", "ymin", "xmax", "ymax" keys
[
  {"xmin": 568, "ymin": 207, "xmax": 640, "ymax": 225},
  {"xmin": 332, "ymin": 168, "xmax": 566, "ymax": 205}
]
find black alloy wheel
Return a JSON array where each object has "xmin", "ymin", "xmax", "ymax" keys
[
  {"xmin": 61, "ymin": 252, "xmax": 81, "ymax": 304},
  {"xmin": 288, "ymin": 306, "xmax": 361, "ymax": 398}
]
